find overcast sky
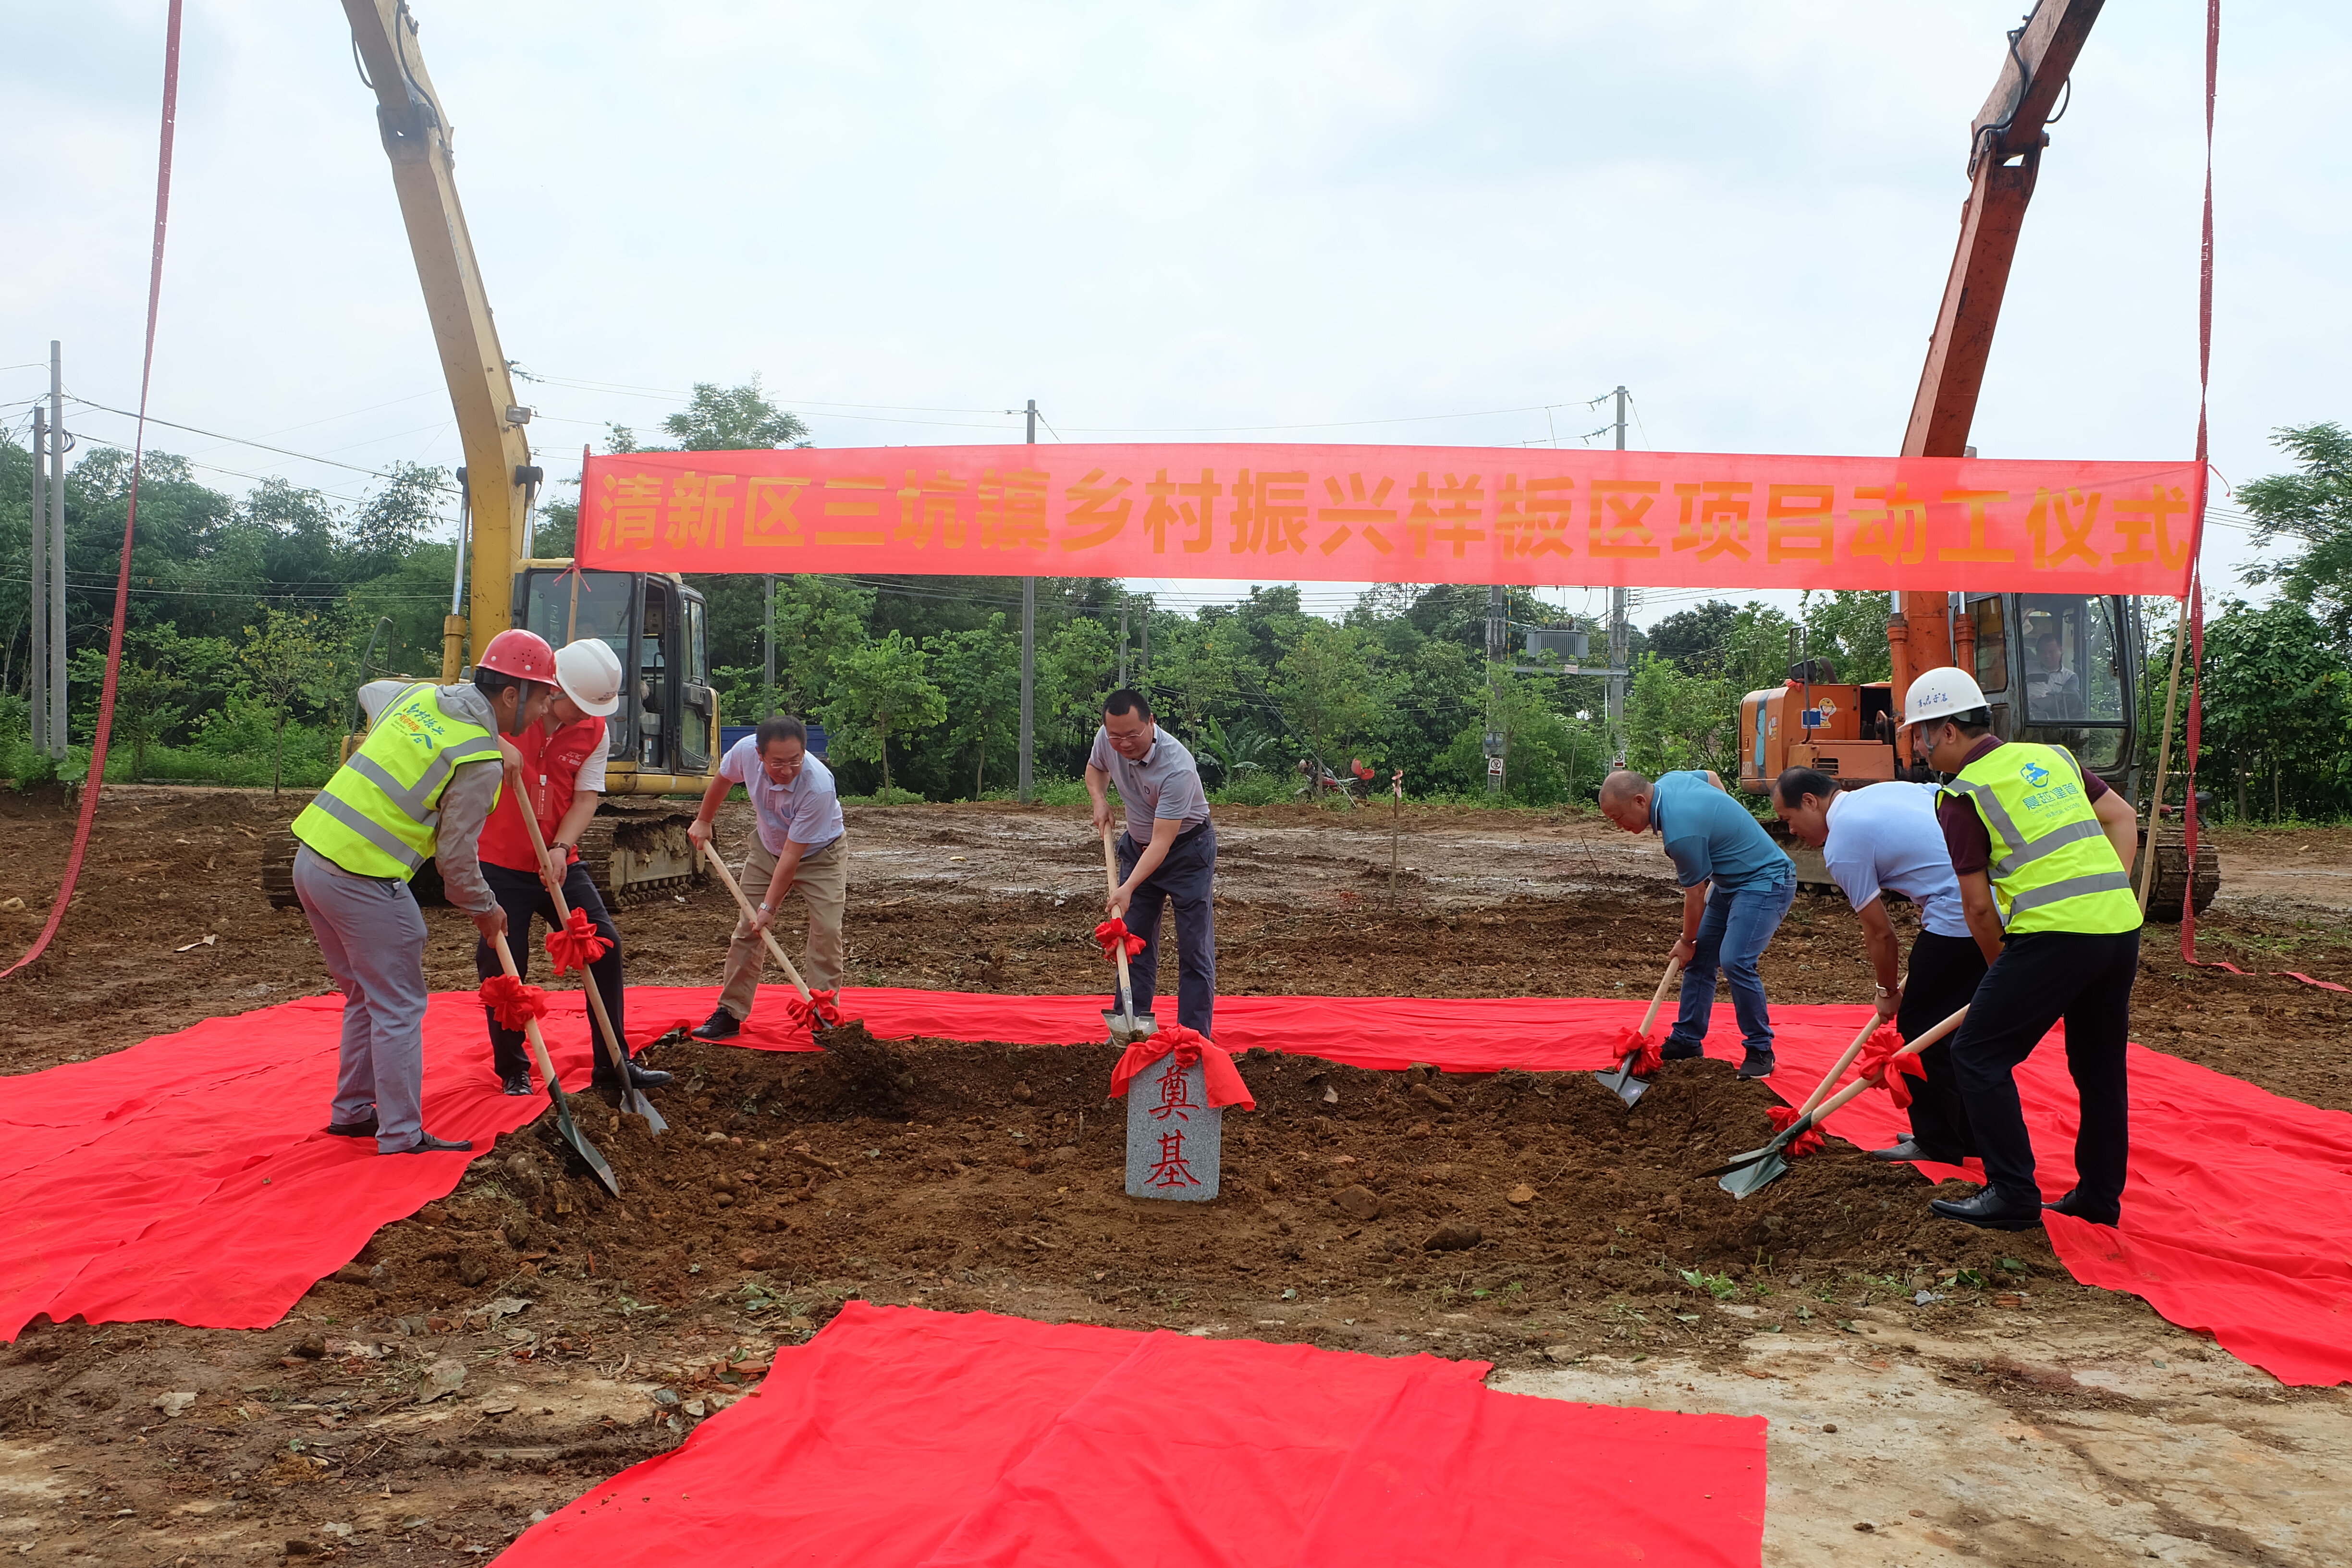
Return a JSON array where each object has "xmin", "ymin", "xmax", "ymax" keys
[{"xmin": 3, "ymin": 0, "xmax": 2341, "ymax": 631}]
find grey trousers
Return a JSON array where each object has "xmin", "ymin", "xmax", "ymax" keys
[{"xmin": 294, "ymin": 845, "xmax": 431, "ymax": 1153}]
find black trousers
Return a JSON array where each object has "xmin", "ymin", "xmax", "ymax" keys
[
  {"xmin": 1115, "ymin": 821, "xmax": 1218, "ymax": 1036},
  {"xmin": 470, "ymin": 860, "xmax": 627, "ymax": 1085},
  {"xmin": 1899, "ymin": 931, "xmax": 1988, "ymax": 1160},
  {"xmin": 1951, "ymin": 929, "xmax": 2140, "ymax": 1221}
]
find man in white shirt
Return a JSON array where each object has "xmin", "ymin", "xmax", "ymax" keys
[
  {"xmin": 1773, "ymin": 768, "xmax": 1982, "ymax": 1164},
  {"xmin": 1085, "ymin": 688, "xmax": 1217, "ymax": 1034},
  {"xmin": 685, "ymin": 715, "xmax": 849, "ymax": 1041}
]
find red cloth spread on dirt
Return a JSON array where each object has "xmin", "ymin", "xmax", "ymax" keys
[
  {"xmin": 1106, "ymin": 1025, "xmax": 1254, "ymax": 1111},
  {"xmin": 479, "ymin": 974, "xmax": 551, "ymax": 1030},
  {"xmin": 1764, "ymin": 1105, "xmax": 1825, "ymax": 1158},
  {"xmin": 7, "ymin": 985, "xmax": 2350, "ymax": 1389},
  {"xmin": 501, "ymin": 1301, "xmax": 1765, "ymax": 1568},
  {"xmin": 0, "ymin": 991, "xmax": 659, "ymax": 1342},
  {"xmin": 1090, "ymin": 917, "xmax": 1145, "ymax": 962},
  {"xmin": 544, "ymin": 906, "xmax": 611, "ymax": 975}
]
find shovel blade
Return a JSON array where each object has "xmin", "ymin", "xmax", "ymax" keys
[
  {"xmin": 1103, "ymin": 1008, "xmax": 1158, "ymax": 1048},
  {"xmin": 621, "ymin": 1084, "xmax": 668, "ymax": 1135},
  {"xmin": 1718, "ymin": 1150, "xmax": 1788, "ymax": 1200},
  {"xmin": 1592, "ymin": 1053, "xmax": 1651, "ymax": 1107},
  {"xmin": 549, "ymin": 1093, "xmax": 620, "ymax": 1197}
]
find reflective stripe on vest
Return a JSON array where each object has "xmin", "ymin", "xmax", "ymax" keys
[
  {"xmin": 291, "ymin": 683, "xmax": 499, "ymax": 881},
  {"xmin": 1940, "ymin": 743, "xmax": 2142, "ymax": 937}
]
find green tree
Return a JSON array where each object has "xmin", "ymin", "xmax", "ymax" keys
[
  {"xmin": 2153, "ymin": 598, "xmax": 2352, "ymax": 820},
  {"xmin": 1270, "ymin": 622, "xmax": 1388, "ymax": 775},
  {"xmin": 1626, "ymin": 653, "xmax": 1739, "ymax": 779},
  {"xmin": 925, "ymin": 613, "xmax": 1022, "ymax": 799},
  {"xmin": 346, "ymin": 462, "xmax": 451, "ymax": 580},
  {"xmin": 766, "ymin": 575, "xmax": 874, "ymax": 716},
  {"xmin": 1039, "ymin": 614, "xmax": 1118, "ymax": 756},
  {"xmin": 1147, "ymin": 616, "xmax": 1252, "ymax": 747},
  {"xmin": 240, "ymin": 607, "xmax": 343, "ymax": 794},
  {"xmin": 822, "ymin": 632, "xmax": 945, "ymax": 794},
  {"xmin": 664, "ymin": 378, "xmax": 811, "ymax": 452},
  {"xmin": 2240, "ymin": 422, "xmax": 2352, "ymax": 646},
  {"xmin": 1798, "ymin": 590, "xmax": 1893, "ymax": 685},
  {"xmin": 1647, "ymin": 600, "xmax": 1739, "ymax": 674}
]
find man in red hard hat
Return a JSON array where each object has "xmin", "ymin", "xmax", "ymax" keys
[
  {"xmin": 471, "ymin": 637, "xmax": 673, "ymax": 1101},
  {"xmin": 290, "ymin": 628, "xmax": 556, "ymax": 1155}
]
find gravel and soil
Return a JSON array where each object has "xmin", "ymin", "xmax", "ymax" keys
[{"xmin": 1, "ymin": 787, "xmax": 2348, "ymax": 1566}]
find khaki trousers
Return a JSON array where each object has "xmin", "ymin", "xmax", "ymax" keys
[{"xmin": 720, "ymin": 833, "xmax": 848, "ymax": 1017}]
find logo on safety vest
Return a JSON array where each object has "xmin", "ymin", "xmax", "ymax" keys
[{"xmin": 2021, "ymin": 760, "xmax": 2051, "ymax": 789}]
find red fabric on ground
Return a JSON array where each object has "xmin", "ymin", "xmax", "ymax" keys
[
  {"xmin": 0, "ymin": 991, "xmax": 654, "ymax": 1341},
  {"xmin": 7, "ymin": 984, "xmax": 2349, "ymax": 1389},
  {"xmin": 504, "ymin": 1301, "xmax": 1764, "ymax": 1568}
]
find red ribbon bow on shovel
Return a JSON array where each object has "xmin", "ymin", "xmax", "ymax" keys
[
  {"xmin": 1092, "ymin": 918, "xmax": 1146, "ymax": 962},
  {"xmin": 1107, "ymin": 1023, "xmax": 1256, "ymax": 1111},
  {"xmin": 542, "ymin": 906, "xmax": 611, "ymax": 976},
  {"xmin": 1765, "ymin": 1104, "xmax": 1827, "ymax": 1158},
  {"xmin": 1611, "ymin": 1027, "xmax": 1664, "ymax": 1079},
  {"xmin": 479, "ymin": 974, "xmax": 551, "ymax": 1031},
  {"xmin": 1853, "ymin": 1024, "xmax": 1927, "ymax": 1110},
  {"xmin": 786, "ymin": 988, "xmax": 845, "ymax": 1031}
]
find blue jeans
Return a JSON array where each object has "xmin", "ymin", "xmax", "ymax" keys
[{"xmin": 1665, "ymin": 876, "xmax": 1795, "ymax": 1058}]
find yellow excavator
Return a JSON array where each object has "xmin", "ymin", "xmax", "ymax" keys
[{"xmin": 263, "ymin": 0, "xmax": 716, "ymax": 907}]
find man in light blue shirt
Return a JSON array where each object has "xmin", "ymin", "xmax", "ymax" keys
[
  {"xmin": 1601, "ymin": 767, "xmax": 1796, "ymax": 1078},
  {"xmin": 686, "ymin": 715, "xmax": 849, "ymax": 1040},
  {"xmin": 1774, "ymin": 768, "xmax": 1981, "ymax": 1164}
]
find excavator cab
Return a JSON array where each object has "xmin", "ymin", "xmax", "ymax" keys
[
  {"xmin": 1964, "ymin": 592, "xmax": 2136, "ymax": 785},
  {"xmin": 513, "ymin": 565, "xmax": 717, "ymax": 784}
]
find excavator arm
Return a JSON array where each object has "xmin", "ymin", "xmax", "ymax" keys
[{"xmin": 342, "ymin": 0, "xmax": 539, "ymax": 679}]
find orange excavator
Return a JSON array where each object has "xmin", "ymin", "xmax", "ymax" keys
[{"xmin": 1735, "ymin": 0, "xmax": 2217, "ymax": 917}]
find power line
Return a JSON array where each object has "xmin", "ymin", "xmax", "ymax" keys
[{"xmin": 64, "ymin": 396, "xmax": 459, "ymax": 492}]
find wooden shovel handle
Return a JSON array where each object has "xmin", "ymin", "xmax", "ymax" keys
[
  {"xmin": 1638, "ymin": 956, "xmax": 1684, "ymax": 1039},
  {"xmin": 1796, "ymin": 1013, "xmax": 1889, "ymax": 1120},
  {"xmin": 1101, "ymin": 828, "xmax": 1140, "ymax": 1022},
  {"xmin": 493, "ymin": 929, "xmax": 571, "ymax": 1101},
  {"xmin": 698, "ymin": 838, "xmax": 815, "ymax": 1003},
  {"xmin": 517, "ymin": 801, "xmax": 633, "ymax": 1078},
  {"xmin": 1801, "ymin": 1005, "xmax": 1970, "ymax": 1131}
]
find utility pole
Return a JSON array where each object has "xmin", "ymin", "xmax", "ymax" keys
[
  {"xmin": 1605, "ymin": 384, "xmax": 1630, "ymax": 764},
  {"xmin": 1119, "ymin": 591, "xmax": 1130, "ymax": 686},
  {"xmin": 47, "ymin": 341, "xmax": 68, "ymax": 760},
  {"xmin": 763, "ymin": 573, "xmax": 777, "ymax": 715},
  {"xmin": 1018, "ymin": 399, "xmax": 1037, "ymax": 804},
  {"xmin": 1483, "ymin": 584, "xmax": 1507, "ymax": 796},
  {"xmin": 28, "ymin": 404, "xmax": 47, "ymax": 757}
]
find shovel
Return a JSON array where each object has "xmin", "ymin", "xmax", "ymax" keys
[
  {"xmin": 698, "ymin": 838, "xmax": 846, "ymax": 1047},
  {"xmin": 493, "ymin": 929, "xmax": 619, "ymax": 1197},
  {"xmin": 1099, "ymin": 828, "xmax": 1159, "ymax": 1048},
  {"xmin": 1705, "ymin": 1004, "xmax": 1970, "ymax": 1200},
  {"xmin": 1593, "ymin": 956, "xmax": 1683, "ymax": 1107},
  {"xmin": 517, "ymin": 804, "xmax": 665, "ymax": 1133}
]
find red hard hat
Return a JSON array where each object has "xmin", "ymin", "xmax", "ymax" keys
[{"xmin": 477, "ymin": 628, "xmax": 557, "ymax": 683}]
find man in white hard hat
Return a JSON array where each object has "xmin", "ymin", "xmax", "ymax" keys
[
  {"xmin": 1904, "ymin": 667, "xmax": 2142, "ymax": 1232},
  {"xmin": 471, "ymin": 636, "xmax": 672, "ymax": 1101}
]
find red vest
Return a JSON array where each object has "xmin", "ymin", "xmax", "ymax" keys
[{"xmin": 477, "ymin": 716, "xmax": 607, "ymax": 873}]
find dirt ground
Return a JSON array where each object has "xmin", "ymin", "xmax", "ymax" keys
[{"xmin": 2, "ymin": 787, "xmax": 2350, "ymax": 1566}]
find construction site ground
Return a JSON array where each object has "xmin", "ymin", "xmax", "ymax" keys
[{"xmin": 2, "ymin": 786, "xmax": 2348, "ymax": 1567}]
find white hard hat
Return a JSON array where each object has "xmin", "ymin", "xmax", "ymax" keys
[
  {"xmin": 554, "ymin": 637, "xmax": 624, "ymax": 717},
  {"xmin": 1903, "ymin": 666, "xmax": 1990, "ymax": 729}
]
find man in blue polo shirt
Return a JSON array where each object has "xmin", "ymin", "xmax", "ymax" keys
[
  {"xmin": 1600, "ymin": 767, "xmax": 1795, "ymax": 1078},
  {"xmin": 685, "ymin": 714, "xmax": 848, "ymax": 1041}
]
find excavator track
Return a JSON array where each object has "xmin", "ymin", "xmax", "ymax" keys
[{"xmin": 2134, "ymin": 829, "xmax": 2221, "ymax": 923}]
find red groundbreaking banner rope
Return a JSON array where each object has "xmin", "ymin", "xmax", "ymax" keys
[
  {"xmin": 4, "ymin": 0, "xmax": 183, "ymax": 983},
  {"xmin": 1108, "ymin": 1024, "xmax": 1256, "ymax": 1111},
  {"xmin": 2181, "ymin": 0, "xmax": 2218, "ymax": 964}
]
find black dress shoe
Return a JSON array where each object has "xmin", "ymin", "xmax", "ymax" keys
[
  {"xmin": 1659, "ymin": 1041, "xmax": 1703, "ymax": 1062},
  {"xmin": 1929, "ymin": 1188, "xmax": 2046, "ymax": 1231},
  {"xmin": 2044, "ymin": 1189, "xmax": 2121, "ymax": 1225},
  {"xmin": 500, "ymin": 1074, "xmax": 534, "ymax": 1097},
  {"xmin": 626, "ymin": 1061, "xmax": 674, "ymax": 1089},
  {"xmin": 325, "ymin": 1116, "xmax": 379, "ymax": 1138},
  {"xmin": 392, "ymin": 1132, "xmax": 474, "ymax": 1154},
  {"xmin": 1870, "ymin": 1138, "xmax": 1925, "ymax": 1162},
  {"xmin": 691, "ymin": 1006, "xmax": 742, "ymax": 1042},
  {"xmin": 1736, "ymin": 1048, "xmax": 1776, "ymax": 1080}
]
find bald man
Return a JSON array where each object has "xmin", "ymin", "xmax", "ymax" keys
[{"xmin": 1600, "ymin": 767, "xmax": 1797, "ymax": 1078}]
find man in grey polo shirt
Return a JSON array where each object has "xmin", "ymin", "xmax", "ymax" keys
[
  {"xmin": 686, "ymin": 714, "xmax": 849, "ymax": 1041},
  {"xmin": 1086, "ymin": 688, "xmax": 1217, "ymax": 1035}
]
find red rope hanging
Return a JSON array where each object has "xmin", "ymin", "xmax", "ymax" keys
[
  {"xmin": 4, "ymin": 1, "xmax": 183, "ymax": 982},
  {"xmin": 2181, "ymin": 0, "xmax": 2219, "ymax": 964}
]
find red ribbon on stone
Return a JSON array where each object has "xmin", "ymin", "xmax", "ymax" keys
[
  {"xmin": 1107, "ymin": 1023, "xmax": 1256, "ymax": 1111},
  {"xmin": 787, "ymin": 988, "xmax": 845, "ymax": 1031},
  {"xmin": 1611, "ymin": 1027, "xmax": 1663, "ymax": 1078},
  {"xmin": 1853, "ymin": 1025, "xmax": 1927, "ymax": 1111},
  {"xmin": 542, "ymin": 907, "xmax": 611, "ymax": 976},
  {"xmin": 1093, "ymin": 918, "xmax": 1146, "ymax": 962},
  {"xmin": 479, "ymin": 974, "xmax": 550, "ymax": 1031},
  {"xmin": 1765, "ymin": 1104, "xmax": 1827, "ymax": 1158}
]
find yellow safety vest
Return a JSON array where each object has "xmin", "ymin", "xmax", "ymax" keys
[
  {"xmin": 292, "ymin": 684, "xmax": 503, "ymax": 879},
  {"xmin": 1938, "ymin": 742, "xmax": 2142, "ymax": 936}
]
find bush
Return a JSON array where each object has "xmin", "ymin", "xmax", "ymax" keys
[
  {"xmin": 1209, "ymin": 773, "xmax": 1292, "ymax": 806},
  {"xmin": 841, "ymin": 785, "xmax": 926, "ymax": 807}
]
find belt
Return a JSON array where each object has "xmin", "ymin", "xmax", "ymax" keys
[{"xmin": 1123, "ymin": 820, "xmax": 1210, "ymax": 851}]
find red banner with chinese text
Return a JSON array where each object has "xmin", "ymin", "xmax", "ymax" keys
[{"xmin": 575, "ymin": 444, "xmax": 2201, "ymax": 595}]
